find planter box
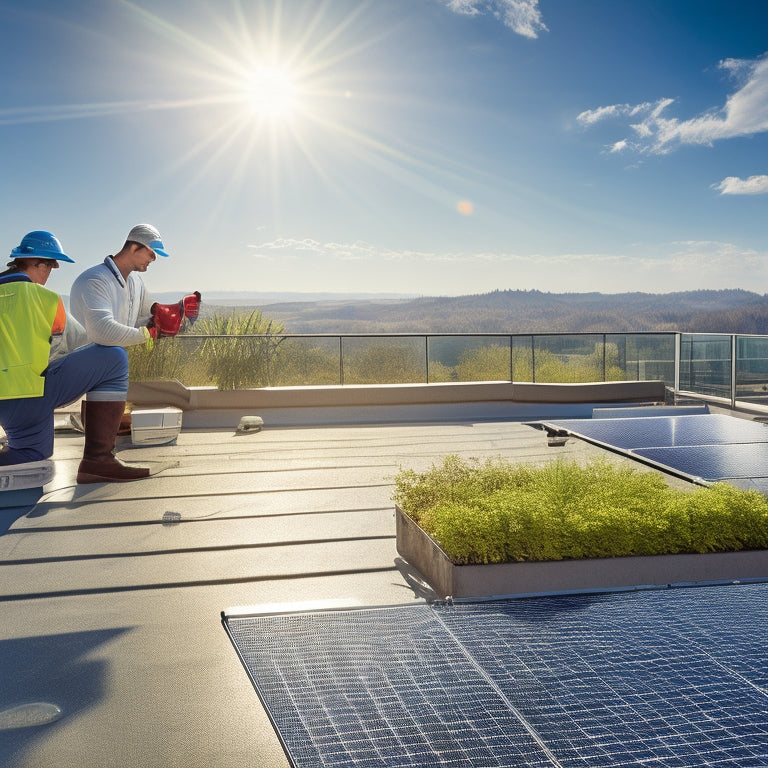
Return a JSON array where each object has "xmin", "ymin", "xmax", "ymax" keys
[{"xmin": 396, "ymin": 505, "xmax": 768, "ymax": 599}]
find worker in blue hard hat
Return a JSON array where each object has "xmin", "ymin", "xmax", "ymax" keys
[
  {"xmin": 1, "ymin": 229, "xmax": 76, "ymax": 284},
  {"xmin": 0, "ymin": 231, "xmax": 153, "ymax": 483}
]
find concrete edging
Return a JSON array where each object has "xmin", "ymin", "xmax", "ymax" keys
[
  {"xmin": 395, "ymin": 505, "xmax": 768, "ymax": 599},
  {"xmin": 126, "ymin": 379, "xmax": 667, "ymax": 428}
]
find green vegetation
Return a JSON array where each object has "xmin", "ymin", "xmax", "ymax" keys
[
  {"xmin": 393, "ymin": 455, "xmax": 768, "ymax": 564},
  {"xmin": 195, "ymin": 311, "xmax": 285, "ymax": 390},
  {"xmin": 128, "ymin": 310, "xmax": 286, "ymax": 388}
]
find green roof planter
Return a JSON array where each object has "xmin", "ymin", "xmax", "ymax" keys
[{"xmin": 394, "ymin": 456, "xmax": 768, "ymax": 599}]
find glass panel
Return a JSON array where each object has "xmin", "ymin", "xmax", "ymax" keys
[
  {"xmin": 196, "ymin": 335, "xmax": 280, "ymax": 389},
  {"xmin": 341, "ymin": 337, "xmax": 426, "ymax": 384},
  {"xmin": 736, "ymin": 336, "xmax": 768, "ymax": 405},
  {"xmin": 128, "ymin": 336, "xmax": 208, "ymax": 385},
  {"xmin": 606, "ymin": 334, "xmax": 676, "ymax": 386},
  {"xmin": 511, "ymin": 336, "xmax": 534, "ymax": 382},
  {"xmin": 678, "ymin": 334, "xmax": 731, "ymax": 398},
  {"xmin": 269, "ymin": 337, "xmax": 341, "ymax": 386},
  {"xmin": 428, "ymin": 336, "xmax": 511, "ymax": 382},
  {"xmin": 532, "ymin": 335, "xmax": 605, "ymax": 383}
]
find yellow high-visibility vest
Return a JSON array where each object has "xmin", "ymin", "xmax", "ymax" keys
[{"xmin": 0, "ymin": 277, "xmax": 66, "ymax": 400}]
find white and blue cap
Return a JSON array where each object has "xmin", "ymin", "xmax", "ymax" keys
[{"xmin": 127, "ymin": 223, "xmax": 170, "ymax": 258}]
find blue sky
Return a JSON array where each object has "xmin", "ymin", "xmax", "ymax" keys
[{"xmin": 1, "ymin": 0, "xmax": 767, "ymax": 298}]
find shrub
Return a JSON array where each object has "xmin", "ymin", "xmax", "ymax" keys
[
  {"xmin": 394, "ymin": 456, "xmax": 768, "ymax": 564},
  {"xmin": 195, "ymin": 311, "xmax": 285, "ymax": 389}
]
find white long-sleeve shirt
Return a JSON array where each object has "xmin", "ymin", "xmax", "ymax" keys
[
  {"xmin": 49, "ymin": 312, "xmax": 89, "ymax": 363},
  {"xmin": 69, "ymin": 256, "xmax": 152, "ymax": 347}
]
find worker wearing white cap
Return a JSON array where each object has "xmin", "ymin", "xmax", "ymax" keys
[
  {"xmin": 70, "ymin": 223, "xmax": 172, "ymax": 347},
  {"xmin": 71, "ymin": 223, "xmax": 200, "ymax": 347}
]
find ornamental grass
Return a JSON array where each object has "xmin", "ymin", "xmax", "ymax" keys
[{"xmin": 393, "ymin": 456, "xmax": 768, "ymax": 565}]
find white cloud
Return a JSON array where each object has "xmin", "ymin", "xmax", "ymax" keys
[
  {"xmin": 712, "ymin": 175, "xmax": 768, "ymax": 195},
  {"xmin": 444, "ymin": 0, "xmax": 547, "ymax": 38},
  {"xmin": 446, "ymin": 0, "xmax": 481, "ymax": 16},
  {"xmin": 249, "ymin": 238, "xmax": 396, "ymax": 261},
  {"xmin": 577, "ymin": 104, "xmax": 623, "ymax": 125},
  {"xmin": 576, "ymin": 101, "xmax": 659, "ymax": 127},
  {"xmin": 578, "ymin": 53, "xmax": 768, "ymax": 154}
]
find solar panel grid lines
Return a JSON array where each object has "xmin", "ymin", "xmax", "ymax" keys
[
  {"xmin": 224, "ymin": 584, "xmax": 768, "ymax": 767},
  {"xmin": 229, "ymin": 604, "xmax": 557, "ymax": 767}
]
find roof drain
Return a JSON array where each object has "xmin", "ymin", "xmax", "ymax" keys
[{"xmin": 235, "ymin": 416, "xmax": 263, "ymax": 435}]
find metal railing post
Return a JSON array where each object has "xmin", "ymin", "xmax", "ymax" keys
[
  {"xmin": 339, "ymin": 337, "xmax": 344, "ymax": 386},
  {"xmin": 265, "ymin": 334, "xmax": 270, "ymax": 386},
  {"xmin": 602, "ymin": 334, "xmax": 607, "ymax": 381},
  {"xmin": 731, "ymin": 334, "xmax": 737, "ymax": 408}
]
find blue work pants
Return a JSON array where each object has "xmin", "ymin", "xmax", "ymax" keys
[{"xmin": 0, "ymin": 344, "xmax": 128, "ymax": 464}]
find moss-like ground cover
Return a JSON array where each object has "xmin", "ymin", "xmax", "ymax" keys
[{"xmin": 394, "ymin": 456, "xmax": 768, "ymax": 565}]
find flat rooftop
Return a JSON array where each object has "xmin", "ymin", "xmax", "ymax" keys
[{"xmin": 0, "ymin": 409, "xmax": 759, "ymax": 767}]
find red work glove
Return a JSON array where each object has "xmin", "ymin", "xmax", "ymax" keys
[
  {"xmin": 182, "ymin": 291, "xmax": 202, "ymax": 323},
  {"xmin": 146, "ymin": 322, "xmax": 158, "ymax": 340},
  {"xmin": 149, "ymin": 301, "xmax": 185, "ymax": 337}
]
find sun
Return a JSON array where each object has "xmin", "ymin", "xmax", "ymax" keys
[{"xmin": 239, "ymin": 63, "xmax": 299, "ymax": 120}]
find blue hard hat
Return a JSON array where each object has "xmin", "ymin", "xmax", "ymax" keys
[{"xmin": 10, "ymin": 231, "xmax": 74, "ymax": 263}]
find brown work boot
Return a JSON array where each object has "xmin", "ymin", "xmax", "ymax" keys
[
  {"xmin": 117, "ymin": 411, "xmax": 132, "ymax": 436},
  {"xmin": 77, "ymin": 401, "xmax": 150, "ymax": 484},
  {"xmin": 77, "ymin": 400, "xmax": 132, "ymax": 435}
]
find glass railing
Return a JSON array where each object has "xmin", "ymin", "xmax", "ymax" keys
[
  {"xmin": 128, "ymin": 332, "xmax": 679, "ymax": 389},
  {"xmin": 127, "ymin": 330, "xmax": 768, "ymax": 409},
  {"xmin": 678, "ymin": 333, "xmax": 768, "ymax": 408}
]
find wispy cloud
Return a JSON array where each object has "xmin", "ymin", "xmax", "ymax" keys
[
  {"xmin": 577, "ymin": 52, "xmax": 768, "ymax": 155},
  {"xmin": 443, "ymin": 0, "xmax": 547, "ymax": 39},
  {"xmin": 712, "ymin": 175, "xmax": 768, "ymax": 195},
  {"xmin": 248, "ymin": 238, "xmax": 410, "ymax": 261},
  {"xmin": 246, "ymin": 237, "xmax": 766, "ymax": 293}
]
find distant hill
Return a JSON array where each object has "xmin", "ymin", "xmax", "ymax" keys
[{"xmin": 153, "ymin": 288, "xmax": 768, "ymax": 334}]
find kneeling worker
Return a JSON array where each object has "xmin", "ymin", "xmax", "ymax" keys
[{"xmin": 0, "ymin": 231, "xmax": 150, "ymax": 483}]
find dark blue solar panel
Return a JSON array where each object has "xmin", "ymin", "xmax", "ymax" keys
[
  {"xmin": 633, "ymin": 443, "xmax": 768, "ymax": 482},
  {"xmin": 224, "ymin": 583, "xmax": 768, "ymax": 767},
  {"xmin": 527, "ymin": 413, "xmax": 768, "ymax": 488},
  {"xmin": 531, "ymin": 414, "xmax": 768, "ymax": 451}
]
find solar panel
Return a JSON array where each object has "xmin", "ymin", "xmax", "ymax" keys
[
  {"xmin": 223, "ymin": 583, "xmax": 768, "ymax": 767},
  {"xmin": 529, "ymin": 414, "xmax": 768, "ymax": 451},
  {"xmin": 526, "ymin": 413, "xmax": 768, "ymax": 487},
  {"xmin": 591, "ymin": 404, "xmax": 709, "ymax": 419},
  {"xmin": 634, "ymin": 443, "xmax": 768, "ymax": 482}
]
